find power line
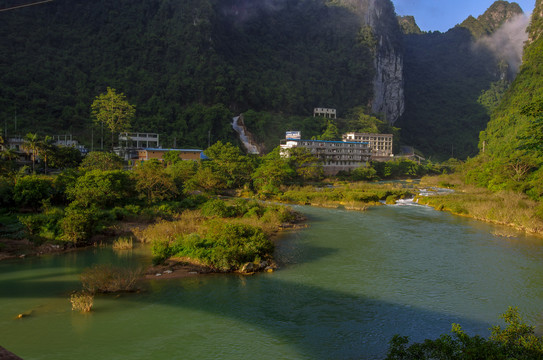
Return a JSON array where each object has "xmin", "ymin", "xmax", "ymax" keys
[{"xmin": 0, "ymin": 0, "xmax": 53, "ymax": 13}]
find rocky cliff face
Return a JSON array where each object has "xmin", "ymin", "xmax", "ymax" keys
[
  {"xmin": 363, "ymin": 0, "xmax": 405, "ymax": 124},
  {"xmin": 328, "ymin": 0, "xmax": 405, "ymax": 124}
]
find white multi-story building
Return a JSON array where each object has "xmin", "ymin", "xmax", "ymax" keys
[
  {"xmin": 313, "ymin": 108, "xmax": 337, "ymax": 119},
  {"xmin": 342, "ymin": 132, "xmax": 393, "ymax": 160},
  {"xmin": 280, "ymin": 132, "xmax": 371, "ymax": 175},
  {"xmin": 118, "ymin": 132, "xmax": 160, "ymax": 148}
]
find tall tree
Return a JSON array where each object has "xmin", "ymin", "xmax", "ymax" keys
[
  {"xmin": 37, "ymin": 135, "xmax": 54, "ymax": 175},
  {"xmin": 91, "ymin": 87, "xmax": 135, "ymax": 149},
  {"xmin": 24, "ymin": 132, "xmax": 40, "ymax": 173}
]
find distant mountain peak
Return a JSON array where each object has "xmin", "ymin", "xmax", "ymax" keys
[
  {"xmin": 397, "ymin": 15, "xmax": 423, "ymax": 35},
  {"xmin": 459, "ymin": 0, "xmax": 524, "ymax": 38}
]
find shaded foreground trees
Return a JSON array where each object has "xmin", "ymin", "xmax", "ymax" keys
[
  {"xmin": 1, "ymin": 141, "xmax": 446, "ymax": 248},
  {"xmin": 385, "ymin": 307, "xmax": 543, "ymax": 359}
]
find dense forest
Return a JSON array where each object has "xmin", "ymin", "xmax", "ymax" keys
[
  {"xmin": 0, "ymin": 0, "xmax": 385, "ymax": 150},
  {"xmin": 464, "ymin": 0, "xmax": 543, "ymax": 202},
  {"xmin": 396, "ymin": 1, "xmax": 525, "ymax": 160}
]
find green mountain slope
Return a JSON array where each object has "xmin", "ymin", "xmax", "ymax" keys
[
  {"xmin": 459, "ymin": 0, "xmax": 523, "ymax": 38},
  {"xmin": 0, "ymin": 0, "xmax": 384, "ymax": 149},
  {"xmin": 468, "ymin": 0, "xmax": 543, "ymax": 199}
]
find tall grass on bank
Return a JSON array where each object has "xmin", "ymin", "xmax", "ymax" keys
[
  {"xmin": 112, "ymin": 236, "xmax": 134, "ymax": 250},
  {"xmin": 81, "ymin": 264, "xmax": 142, "ymax": 293},
  {"xmin": 418, "ymin": 176, "xmax": 543, "ymax": 235},
  {"xmin": 273, "ymin": 183, "xmax": 413, "ymax": 210}
]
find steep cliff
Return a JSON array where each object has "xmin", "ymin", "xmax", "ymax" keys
[
  {"xmin": 367, "ymin": 0, "xmax": 405, "ymax": 124},
  {"xmin": 319, "ymin": 0, "xmax": 405, "ymax": 124}
]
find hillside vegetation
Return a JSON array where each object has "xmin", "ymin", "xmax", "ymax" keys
[
  {"xmin": 0, "ymin": 0, "xmax": 382, "ymax": 149},
  {"xmin": 465, "ymin": 0, "xmax": 543, "ymax": 202}
]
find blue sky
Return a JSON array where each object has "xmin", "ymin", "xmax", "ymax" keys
[{"xmin": 393, "ymin": 0, "xmax": 535, "ymax": 32}]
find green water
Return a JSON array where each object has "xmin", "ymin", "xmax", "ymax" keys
[{"xmin": 1, "ymin": 204, "xmax": 543, "ymax": 359}]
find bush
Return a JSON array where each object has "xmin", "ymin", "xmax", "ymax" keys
[
  {"xmin": 13, "ymin": 175, "xmax": 53, "ymax": 210},
  {"xmin": 351, "ymin": 166, "xmax": 379, "ymax": 181},
  {"xmin": 0, "ymin": 177, "xmax": 14, "ymax": 208},
  {"xmin": 79, "ymin": 151, "xmax": 124, "ymax": 172},
  {"xmin": 385, "ymin": 307, "xmax": 543, "ymax": 360},
  {"xmin": 80, "ymin": 264, "xmax": 141, "ymax": 293},
  {"xmin": 60, "ymin": 206, "xmax": 100, "ymax": 244},
  {"xmin": 18, "ymin": 207, "xmax": 64, "ymax": 240},
  {"xmin": 66, "ymin": 170, "xmax": 134, "ymax": 208},
  {"xmin": 18, "ymin": 214, "xmax": 46, "ymax": 236},
  {"xmin": 200, "ymin": 199, "xmax": 234, "ymax": 218},
  {"xmin": 151, "ymin": 222, "xmax": 273, "ymax": 271},
  {"xmin": 70, "ymin": 291, "xmax": 94, "ymax": 312}
]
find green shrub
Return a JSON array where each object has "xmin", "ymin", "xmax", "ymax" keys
[
  {"xmin": 0, "ymin": 177, "xmax": 14, "ymax": 208},
  {"xmin": 351, "ymin": 166, "xmax": 378, "ymax": 181},
  {"xmin": 200, "ymin": 199, "xmax": 234, "ymax": 218},
  {"xmin": 151, "ymin": 240, "xmax": 171, "ymax": 265},
  {"xmin": 152, "ymin": 222, "xmax": 273, "ymax": 271},
  {"xmin": 79, "ymin": 151, "xmax": 124, "ymax": 172},
  {"xmin": 13, "ymin": 175, "xmax": 53, "ymax": 210},
  {"xmin": 66, "ymin": 170, "xmax": 134, "ymax": 208},
  {"xmin": 18, "ymin": 214, "xmax": 46, "ymax": 236},
  {"xmin": 385, "ymin": 307, "xmax": 543, "ymax": 359},
  {"xmin": 60, "ymin": 206, "xmax": 100, "ymax": 244}
]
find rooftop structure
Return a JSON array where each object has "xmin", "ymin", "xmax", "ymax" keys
[{"xmin": 137, "ymin": 148, "xmax": 204, "ymax": 162}]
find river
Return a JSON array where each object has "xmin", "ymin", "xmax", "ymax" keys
[{"xmin": 1, "ymin": 203, "xmax": 543, "ymax": 359}]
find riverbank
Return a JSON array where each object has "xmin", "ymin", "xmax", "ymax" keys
[
  {"xmin": 416, "ymin": 175, "xmax": 543, "ymax": 236},
  {"xmin": 267, "ymin": 182, "xmax": 414, "ymax": 209}
]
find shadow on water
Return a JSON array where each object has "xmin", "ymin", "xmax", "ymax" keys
[
  {"xmin": 132, "ymin": 274, "xmax": 492, "ymax": 359},
  {"xmin": 0, "ymin": 241, "xmax": 493, "ymax": 360}
]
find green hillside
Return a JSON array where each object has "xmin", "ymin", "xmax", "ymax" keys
[
  {"xmin": 459, "ymin": 0, "xmax": 523, "ymax": 38},
  {"xmin": 0, "ymin": 0, "xmax": 380, "ymax": 150},
  {"xmin": 466, "ymin": 0, "xmax": 543, "ymax": 200}
]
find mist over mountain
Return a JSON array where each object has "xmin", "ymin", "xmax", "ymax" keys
[
  {"xmin": 465, "ymin": 0, "xmax": 543, "ymax": 201},
  {"xmin": 0, "ymin": 0, "xmax": 535, "ymax": 161},
  {"xmin": 396, "ymin": 1, "xmax": 529, "ymax": 160}
]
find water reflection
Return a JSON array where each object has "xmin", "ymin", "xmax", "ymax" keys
[{"xmin": 1, "ymin": 204, "xmax": 543, "ymax": 359}]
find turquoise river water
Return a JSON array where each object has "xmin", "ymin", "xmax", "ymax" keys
[{"xmin": 1, "ymin": 203, "xmax": 543, "ymax": 359}]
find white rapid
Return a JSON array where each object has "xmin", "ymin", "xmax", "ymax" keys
[
  {"xmin": 393, "ymin": 186, "xmax": 455, "ymax": 206},
  {"xmin": 232, "ymin": 116, "xmax": 259, "ymax": 154}
]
